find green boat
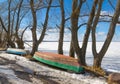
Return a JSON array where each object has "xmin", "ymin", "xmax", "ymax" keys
[{"xmin": 33, "ymin": 52, "xmax": 84, "ymax": 73}]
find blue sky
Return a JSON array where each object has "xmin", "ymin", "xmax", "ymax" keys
[
  {"xmin": 39, "ymin": 0, "xmax": 120, "ymax": 41},
  {"xmin": 0, "ymin": 0, "xmax": 120, "ymax": 41},
  {"xmin": 62, "ymin": 0, "xmax": 120, "ymax": 41}
]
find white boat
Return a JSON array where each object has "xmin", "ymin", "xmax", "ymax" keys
[{"xmin": 6, "ymin": 48, "xmax": 27, "ymax": 55}]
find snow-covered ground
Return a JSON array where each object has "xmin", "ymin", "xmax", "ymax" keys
[
  {"xmin": 1, "ymin": 41, "xmax": 119, "ymax": 84},
  {"xmin": 0, "ymin": 53, "xmax": 106, "ymax": 84},
  {"xmin": 25, "ymin": 41, "xmax": 120, "ymax": 73}
]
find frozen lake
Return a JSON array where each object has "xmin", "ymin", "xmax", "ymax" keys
[{"xmin": 25, "ymin": 42, "xmax": 120, "ymax": 73}]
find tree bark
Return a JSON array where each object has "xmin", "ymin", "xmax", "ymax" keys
[
  {"xmin": 30, "ymin": 0, "xmax": 52, "ymax": 55},
  {"xmin": 71, "ymin": 0, "xmax": 84, "ymax": 64},
  {"xmin": 91, "ymin": 0, "xmax": 103, "ymax": 68},
  {"xmin": 7, "ymin": 0, "xmax": 15, "ymax": 48},
  {"xmin": 81, "ymin": 0, "xmax": 98, "ymax": 65},
  {"xmin": 30, "ymin": 0, "xmax": 38, "ymax": 55},
  {"xmin": 15, "ymin": 0, "xmax": 24, "ymax": 49},
  {"xmin": 71, "ymin": 0, "xmax": 98, "ymax": 65},
  {"xmin": 69, "ymin": 40, "xmax": 75, "ymax": 57},
  {"xmin": 38, "ymin": 0, "xmax": 52, "ymax": 44},
  {"xmin": 58, "ymin": 0, "xmax": 65, "ymax": 54},
  {"xmin": 93, "ymin": 0, "xmax": 120, "ymax": 68}
]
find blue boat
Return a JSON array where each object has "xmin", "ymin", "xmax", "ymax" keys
[{"xmin": 6, "ymin": 48, "xmax": 27, "ymax": 55}]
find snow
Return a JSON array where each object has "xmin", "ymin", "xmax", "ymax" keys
[
  {"xmin": 25, "ymin": 41, "xmax": 120, "ymax": 72},
  {"xmin": 0, "ymin": 53, "xmax": 107, "ymax": 84},
  {"xmin": 0, "ymin": 41, "xmax": 119, "ymax": 84},
  {"xmin": 23, "ymin": 41, "xmax": 120, "ymax": 84}
]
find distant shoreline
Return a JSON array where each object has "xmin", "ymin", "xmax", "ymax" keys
[{"xmin": 24, "ymin": 40, "xmax": 120, "ymax": 42}]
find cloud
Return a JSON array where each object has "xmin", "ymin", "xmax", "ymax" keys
[
  {"xmin": 23, "ymin": 30, "xmax": 32, "ymax": 40},
  {"xmin": 23, "ymin": 28, "xmax": 120, "ymax": 42},
  {"xmin": 97, "ymin": 32, "xmax": 105, "ymax": 36},
  {"xmin": 100, "ymin": 11, "xmax": 110, "ymax": 15},
  {"xmin": 100, "ymin": 11, "xmax": 113, "ymax": 21},
  {"xmin": 96, "ymin": 32, "xmax": 106, "ymax": 41},
  {"xmin": 44, "ymin": 28, "xmax": 71, "ymax": 41},
  {"xmin": 23, "ymin": 28, "xmax": 71, "ymax": 41}
]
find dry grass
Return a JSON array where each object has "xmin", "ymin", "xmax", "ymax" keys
[
  {"xmin": 0, "ymin": 48, "xmax": 6, "ymax": 51},
  {"xmin": 83, "ymin": 66, "xmax": 107, "ymax": 77}
]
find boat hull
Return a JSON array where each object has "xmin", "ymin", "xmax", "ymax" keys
[
  {"xmin": 6, "ymin": 48, "xmax": 27, "ymax": 55},
  {"xmin": 33, "ymin": 52, "xmax": 84, "ymax": 73}
]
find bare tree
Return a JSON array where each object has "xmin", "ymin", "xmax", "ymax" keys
[
  {"xmin": 14, "ymin": 0, "xmax": 25, "ymax": 49},
  {"xmin": 58, "ymin": 0, "xmax": 65, "ymax": 54},
  {"xmin": 0, "ymin": 0, "xmax": 16, "ymax": 48},
  {"xmin": 30, "ymin": 0, "xmax": 52, "ymax": 55},
  {"xmin": 71, "ymin": 0, "xmax": 87, "ymax": 65},
  {"xmin": 0, "ymin": 27, "xmax": 7, "ymax": 48},
  {"xmin": 0, "ymin": 0, "xmax": 29, "ymax": 49},
  {"xmin": 92, "ymin": 0, "xmax": 120, "ymax": 69}
]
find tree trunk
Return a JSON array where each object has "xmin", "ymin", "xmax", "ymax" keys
[
  {"xmin": 58, "ymin": 0, "xmax": 65, "ymax": 54},
  {"xmin": 31, "ymin": 41, "xmax": 39, "ymax": 55},
  {"xmin": 91, "ymin": 0, "xmax": 103, "ymax": 68},
  {"xmin": 16, "ymin": 37, "xmax": 25, "ymax": 49},
  {"xmin": 92, "ymin": 0, "xmax": 120, "ymax": 68},
  {"xmin": 38, "ymin": 0, "xmax": 52, "ymax": 44},
  {"xmin": 15, "ymin": 0, "xmax": 24, "ymax": 49},
  {"xmin": 80, "ymin": 0, "xmax": 99, "ymax": 66},
  {"xmin": 7, "ymin": 40, "xmax": 16, "ymax": 48},
  {"xmin": 93, "ymin": 55, "xmax": 103, "ymax": 69},
  {"xmin": 30, "ymin": 0, "xmax": 38, "ymax": 55},
  {"xmin": 69, "ymin": 40, "xmax": 75, "ymax": 57},
  {"xmin": 30, "ymin": 0, "xmax": 52, "ymax": 55},
  {"xmin": 7, "ymin": 0, "xmax": 16, "ymax": 48},
  {"xmin": 71, "ymin": 0, "xmax": 86, "ymax": 65}
]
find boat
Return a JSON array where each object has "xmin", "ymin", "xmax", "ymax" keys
[
  {"xmin": 33, "ymin": 52, "xmax": 84, "ymax": 73},
  {"xmin": 6, "ymin": 48, "xmax": 27, "ymax": 55}
]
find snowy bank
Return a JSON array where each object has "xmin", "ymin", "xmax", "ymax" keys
[{"xmin": 0, "ymin": 52, "xmax": 107, "ymax": 84}]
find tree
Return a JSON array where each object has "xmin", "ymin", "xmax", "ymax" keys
[
  {"xmin": 92, "ymin": 0, "xmax": 120, "ymax": 69},
  {"xmin": 30, "ymin": 0, "xmax": 52, "ymax": 55},
  {"xmin": 0, "ymin": 0, "xmax": 28, "ymax": 49},
  {"xmin": 0, "ymin": 27, "xmax": 6, "ymax": 48},
  {"xmin": 0, "ymin": 0, "xmax": 16, "ymax": 48},
  {"xmin": 58, "ymin": 0, "xmax": 65, "ymax": 54},
  {"xmin": 71, "ymin": 0, "xmax": 87, "ymax": 65},
  {"xmin": 14, "ymin": 0, "xmax": 25, "ymax": 49}
]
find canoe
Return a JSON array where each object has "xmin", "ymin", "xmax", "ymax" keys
[
  {"xmin": 33, "ymin": 52, "xmax": 84, "ymax": 73},
  {"xmin": 6, "ymin": 48, "xmax": 27, "ymax": 55}
]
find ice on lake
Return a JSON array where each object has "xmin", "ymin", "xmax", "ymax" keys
[{"xmin": 25, "ymin": 42, "xmax": 120, "ymax": 73}]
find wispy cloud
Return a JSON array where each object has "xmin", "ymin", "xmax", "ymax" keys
[{"xmin": 23, "ymin": 28, "xmax": 119, "ymax": 42}]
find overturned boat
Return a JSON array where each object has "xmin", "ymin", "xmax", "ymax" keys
[
  {"xmin": 6, "ymin": 48, "xmax": 27, "ymax": 55},
  {"xmin": 33, "ymin": 52, "xmax": 84, "ymax": 73}
]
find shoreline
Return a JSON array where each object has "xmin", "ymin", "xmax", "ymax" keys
[{"xmin": 0, "ymin": 52, "xmax": 107, "ymax": 84}]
